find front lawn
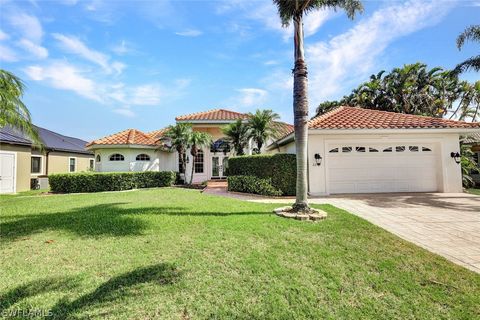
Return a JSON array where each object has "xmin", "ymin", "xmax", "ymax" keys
[
  {"xmin": 467, "ymin": 188, "xmax": 480, "ymax": 196},
  {"xmin": 1, "ymin": 188, "xmax": 479, "ymax": 319}
]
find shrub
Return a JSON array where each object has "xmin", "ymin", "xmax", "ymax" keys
[
  {"xmin": 227, "ymin": 154, "xmax": 296, "ymax": 195},
  {"xmin": 49, "ymin": 171, "xmax": 176, "ymax": 193},
  {"xmin": 227, "ymin": 176, "xmax": 282, "ymax": 196}
]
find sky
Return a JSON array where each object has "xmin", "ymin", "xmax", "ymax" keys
[{"xmin": 0, "ymin": 0, "xmax": 479, "ymax": 141}]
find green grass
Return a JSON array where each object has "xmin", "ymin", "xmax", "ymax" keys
[
  {"xmin": 467, "ymin": 188, "xmax": 480, "ymax": 196},
  {"xmin": 1, "ymin": 188, "xmax": 479, "ymax": 319}
]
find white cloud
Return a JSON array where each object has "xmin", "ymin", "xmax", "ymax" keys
[
  {"xmin": 52, "ymin": 33, "xmax": 124, "ymax": 75},
  {"xmin": 17, "ymin": 38, "xmax": 48, "ymax": 59},
  {"xmin": 130, "ymin": 84, "xmax": 162, "ymax": 105},
  {"xmin": 175, "ymin": 29, "xmax": 203, "ymax": 37},
  {"xmin": 0, "ymin": 29, "xmax": 9, "ymax": 41},
  {"xmin": 8, "ymin": 13, "xmax": 44, "ymax": 43},
  {"xmin": 0, "ymin": 45, "xmax": 18, "ymax": 62},
  {"xmin": 114, "ymin": 108, "xmax": 136, "ymax": 117},
  {"xmin": 111, "ymin": 40, "xmax": 135, "ymax": 55},
  {"xmin": 23, "ymin": 61, "xmax": 102, "ymax": 102},
  {"xmin": 236, "ymin": 88, "xmax": 268, "ymax": 107},
  {"xmin": 305, "ymin": 0, "xmax": 454, "ymax": 109}
]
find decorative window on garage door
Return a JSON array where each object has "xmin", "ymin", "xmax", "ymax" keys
[{"xmin": 329, "ymin": 145, "xmax": 434, "ymax": 154}]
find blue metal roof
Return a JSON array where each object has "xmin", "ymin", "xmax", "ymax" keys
[{"xmin": 0, "ymin": 125, "xmax": 93, "ymax": 155}]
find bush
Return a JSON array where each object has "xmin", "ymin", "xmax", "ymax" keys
[
  {"xmin": 227, "ymin": 154, "xmax": 296, "ymax": 195},
  {"xmin": 49, "ymin": 171, "xmax": 176, "ymax": 193},
  {"xmin": 227, "ymin": 176, "xmax": 282, "ymax": 196}
]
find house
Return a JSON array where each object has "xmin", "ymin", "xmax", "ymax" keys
[
  {"xmin": 462, "ymin": 132, "xmax": 480, "ymax": 186},
  {"xmin": 267, "ymin": 106, "xmax": 480, "ymax": 195},
  {"xmin": 0, "ymin": 125, "xmax": 94, "ymax": 193},
  {"xmin": 86, "ymin": 109, "xmax": 293, "ymax": 183}
]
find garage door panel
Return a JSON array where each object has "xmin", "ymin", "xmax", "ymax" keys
[{"xmin": 326, "ymin": 144, "xmax": 438, "ymax": 194}]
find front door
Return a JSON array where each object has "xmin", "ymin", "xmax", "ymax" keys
[
  {"xmin": 211, "ymin": 155, "xmax": 228, "ymax": 179},
  {"xmin": 0, "ymin": 152, "xmax": 16, "ymax": 193}
]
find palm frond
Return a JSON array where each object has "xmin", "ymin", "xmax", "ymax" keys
[{"xmin": 456, "ymin": 25, "xmax": 480, "ymax": 49}]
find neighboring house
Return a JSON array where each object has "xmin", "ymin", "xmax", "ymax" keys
[
  {"xmin": 267, "ymin": 107, "xmax": 480, "ymax": 195},
  {"xmin": 462, "ymin": 132, "xmax": 480, "ymax": 186},
  {"xmin": 0, "ymin": 125, "xmax": 94, "ymax": 193},
  {"xmin": 87, "ymin": 109, "xmax": 292, "ymax": 183}
]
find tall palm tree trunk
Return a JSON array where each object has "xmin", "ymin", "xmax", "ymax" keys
[{"xmin": 292, "ymin": 13, "xmax": 310, "ymax": 212}]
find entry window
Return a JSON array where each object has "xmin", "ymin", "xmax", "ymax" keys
[
  {"xmin": 136, "ymin": 154, "xmax": 150, "ymax": 161},
  {"xmin": 194, "ymin": 150, "xmax": 204, "ymax": 173},
  {"xmin": 89, "ymin": 159, "xmax": 94, "ymax": 170},
  {"xmin": 96, "ymin": 154, "xmax": 101, "ymax": 162},
  {"xmin": 69, "ymin": 158, "xmax": 76, "ymax": 172},
  {"xmin": 109, "ymin": 154, "xmax": 125, "ymax": 161},
  {"xmin": 31, "ymin": 156, "xmax": 42, "ymax": 174}
]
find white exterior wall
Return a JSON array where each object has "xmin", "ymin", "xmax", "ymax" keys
[
  {"xmin": 93, "ymin": 147, "xmax": 176, "ymax": 173},
  {"xmin": 306, "ymin": 132, "xmax": 463, "ymax": 195}
]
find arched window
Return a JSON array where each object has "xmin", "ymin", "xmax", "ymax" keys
[
  {"xmin": 96, "ymin": 154, "xmax": 101, "ymax": 162},
  {"xmin": 109, "ymin": 154, "xmax": 125, "ymax": 161},
  {"xmin": 136, "ymin": 154, "xmax": 150, "ymax": 161}
]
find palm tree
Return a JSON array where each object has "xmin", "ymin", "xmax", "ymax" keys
[
  {"xmin": 222, "ymin": 119, "xmax": 250, "ymax": 156},
  {"xmin": 0, "ymin": 69, "xmax": 41, "ymax": 145},
  {"xmin": 273, "ymin": 0, "xmax": 363, "ymax": 212},
  {"xmin": 454, "ymin": 25, "xmax": 480, "ymax": 74},
  {"xmin": 247, "ymin": 109, "xmax": 279, "ymax": 153},
  {"xmin": 164, "ymin": 123, "xmax": 193, "ymax": 183},
  {"xmin": 188, "ymin": 131, "xmax": 212, "ymax": 185}
]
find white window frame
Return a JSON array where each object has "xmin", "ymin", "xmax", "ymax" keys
[
  {"xmin": 69, "ymin": 157, "xmax": 77, "ymax": 173},
  {"xmin": 31, "ymin": 155, "xmax": 43, "ymax": 175}
]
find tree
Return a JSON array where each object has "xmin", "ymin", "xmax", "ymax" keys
[
  {"xmin": 222, "ymin": 119, "xmax": 250, "ymax": 156},
  {"xmin": 188, "ymin": 131, "xmax": 212, "ymax": 185},
  {"xmin": 273, "ymin": 0, "xmax": 363, "ymax": 213},
  {"xmin": 247, "ymin": 109, "xmax": 280, "ymax": 153},
  {"xmin": 164, "ymin": 123, "xmax": 193, "ymax": 183},
  {"xmin": 0, "ymin": 69, "xmax": 41, "ymax": 145},
  {"xmin": 454, "ymin": 25, "xmax": 480, "ymax": 74}
]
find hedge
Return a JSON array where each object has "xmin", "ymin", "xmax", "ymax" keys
[
  {"xmin": 49, "ymin": 171, "xmax": 176, "ymax": 193},
  {"xmin": 227, "ymin": 176, "xmax": 282, "ymax": 196},
  {"xmin": 227, "ymin": 154, "xmax": 296, "ymax": 195}
]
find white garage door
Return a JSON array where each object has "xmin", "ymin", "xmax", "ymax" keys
[
  {"xmin": 327, "ymin": 144, "xmax": 438, "ymax": 194},
  {"xmin": 0, "ymin": 152, "xmax": 16, "ymax": 194}
]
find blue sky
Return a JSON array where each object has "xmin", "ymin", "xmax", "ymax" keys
[{"xmin": 0, "ymin": 0, "xmax": 479, "ymax": 141}]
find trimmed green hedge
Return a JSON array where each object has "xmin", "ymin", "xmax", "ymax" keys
[
  {"xmin": 49, "ymin": 171, "xmax": 176, "ymax": 193},
  {"xmin": 227, "ymin": 176, "xmax": 282, "ymax": 196},
  {"xmin": 227, "ymin": 154, "xmax": 296, "ymax": 195}
]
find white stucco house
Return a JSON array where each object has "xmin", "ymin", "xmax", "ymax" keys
[
  {"xmin": 87, "ymin": 107, "xmax": 480, "ymax": 195},
  {"xmin": 267, "ymin": 106, "xmax": 480, "ymax": 195},
  {"xmin": 86, "ymin": 109, "xmax": 292, "ymax": 184}
]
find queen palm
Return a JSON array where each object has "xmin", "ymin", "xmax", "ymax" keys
[
  {"xmin": 0, "ymin": 69, "xmax": 41, "ymax": 145},
  {"xmin": 188, "ymin": 131, "xmax": 212, "ymax": 185},
  {"xmin": 273, "ymin": 0, "xmax": 363, "ymax": 212},
  {"xmin": 455, "ymin": 25, "xmax": 480, "ymax": 74},
  {"xmin": 247, "ymin": 109, "xmax": 279, "ymax": 153},
  {"xmin": 164, "ymin": 123, "xmax": 193, "ymax": 183},
  {"xmin": 222, "ymin": 119, "xmax": 250, "ymax": 156}
]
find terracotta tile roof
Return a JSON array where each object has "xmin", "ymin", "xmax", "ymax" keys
[
  {"xmin": 309, "ymin": 106, "xmax": 480, "ymax": 130},
  {"xmin": 176, "ymin": 109, "xmax": 250, "ymax": 121},
  {"xmin": 147, "ymin": 128, "xmax": 168, "ymax": 140},
  {"xmin": 272, "ymin": 121, "xmax": 294, "ymax": 138},
  {"xmin": 462, "ymin": 133, "xmax": 480, "ymax": 144},
  {"xmin": 86, "ymin": 129, "xmax": 158, "ymax": 147}
]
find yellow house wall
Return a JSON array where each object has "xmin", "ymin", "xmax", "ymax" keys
[
  {"xmin": 47, "ymin": 152, "xmax": 94, "ymax": 174},
  {"xmin": 192, "ymin": 126, "xmax": 225, "ymax": 140},
  {"xmin": 0, "ymin": 143, "xmax": 32, "ymax": 192}
]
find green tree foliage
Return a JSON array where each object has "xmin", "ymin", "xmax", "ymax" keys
[
  {"xmin": 247, "ymin": 109, "xmax": 280, "ymax": 153},
  {"xmin": 222, "ymin": 119, "xmax": 250, "ymax": 156},
  {"xmin": 315, "ymin": 63, "xmax": 480, "ymax": 122},
  {"xmin": 454, "ymin": 25, "xmax": 480, "ymax": 74},
  {"xmin": 0, "ymin": 69, "xmax": 41, "ymax": 146}
]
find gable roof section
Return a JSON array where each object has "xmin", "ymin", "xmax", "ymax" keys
[
  {"xmin": 147, "ymin": 127, "xmax": 168, "ymax": 140},
  {"xmin": 462, "ymin": 132, "xmax": 480, "ymax": 144},
  {"xmin": 272, "ymin": 106, "xmax": 480, "ymax": 145},
  {"xmin": 272, "ymin": 121, "xmax": 294, "ymax": 139},
  {"xmin": 309, "ymin": 106, "xmax": 480, "ymax": 130},
  {"xmin": 1, "ymin": 125, "xmax": 92, "ymax": 154},
  {"xmin": 176, "ymin": 109, "xmax": 249, "ymax": 121},
  {"xmin": 86, "ymin": 129, "xmax": 158, "ymax": 147}
]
